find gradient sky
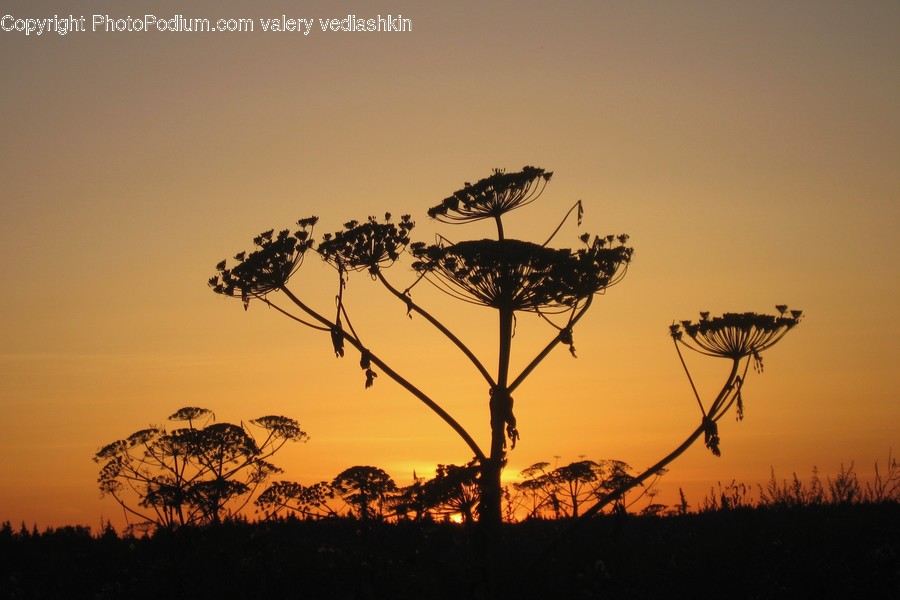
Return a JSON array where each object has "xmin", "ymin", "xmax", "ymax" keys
[{"xmin": 2, "ymin": 0, "xmax": 898, "ymax": 529}]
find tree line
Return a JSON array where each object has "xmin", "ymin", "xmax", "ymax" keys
[
  {"xmin": 94, "ymin": 405, "xmax": 899, "ymax": 535},
  {"xmin": 94, "ymin": 405, "xmax": 670, "ymax": 533}
]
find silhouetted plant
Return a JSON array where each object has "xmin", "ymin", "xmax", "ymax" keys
[
  {"xmin": 758, "ymin": 467, "xmax": 825, "ymax": 508},
  {"xmin": 94, "ymin": 407, "xmax": 306, "ymax": 532},
  {"xmin": 209, "ymin": 167, "xmax": 802, "ymax": 575},
  {"xmin": 514, "ymin": 461, "xmax": 555, "ymax": 519},
  {"xmin": 677, "ymin": 487, "xmax": 691, "ymax": 515},
  {"xmin": 827, "ymin": 463, "xmax": 862, "ymax": 505},
  {"xmin": 566, "ymin": 308, "xmax": 801, "ymax": 524},
  {"xmin": 255, "ymin": 481, "xmax": 338, "ymax": 520},
  {"xmin": 419, "ymin": 461, "xmax": 481, "ymax": 523},
  {"xmin": 387, "ymin": 472, "xmax": 430, "ymax": 522},
  {"xmin": 554, "ymin": 460, "xmax": 604, "ymax": 517},
  {"xmin": 694, "ymin": 456, "xmax": 899, "ymax": 511},
  {"xmin": 592, "ymin": 459, "xmax": 639, "ymax": 515},
  {"xmin": 673, "ymin": 309, "xmax": 802, "ymax": 456},
  {"xmin": 698, "ymin": 479, "xmax": 754, "ymax": 512},
  {"xmin": 755, "ymin": 454, "xmax": 900, "ymax": 508},
  {"xmin": 512, "ymin": 458, "xmax": 663, "ymax": 519},
  {"xmin": 209, "ymin": 166, "xmax": 632, "ymax": 542},
  {"xmin": 331, "ymin": 466, "xmax": 397, "ymax": 524},
  {"xmin": 514, "ymin": 460, "xmax": 598, "ymax": 519},
  {"xmin": 426, "ymin": 166, "xmax": 552, "ymax": 235},
  {"xmin": 867, "ymin": 450, "xmax": 900, "ymax": 502}
]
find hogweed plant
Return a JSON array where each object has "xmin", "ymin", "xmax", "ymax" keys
[
  {"xmin": 94, "ymin": 407, "xmax": 306, "ymax": 533},
  {"xmin": 511, "ymin": 459, "xmax": 661, "ymax": 519},
  {"xmin": 565, "ymin": 307, "xmax": 802, "ymax": 526},
  {"xmin": 672, "ymin": 309, "xmax": 802, "ymax": 456},
  {"xmin": 209, "ymin": 167, "xmax": 632, "ymax": 545},
  {"xmin": 209, "ymin": 167, "xmax": 800, "ymax": 570}
]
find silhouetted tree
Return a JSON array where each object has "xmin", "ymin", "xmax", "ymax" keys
[
  {"xmin": 255, "ymin": 480, "xmax": 338, "ymax": 520},
  {"xmin": 331, "ymin": 466, "xmax": 397, "ymax": 524},
  {"xmin": 553, "ymin": 460, "xmax": 602, "ymax": 518},
  {"xmin": 514, "ymin": 462, "xmax": 555, "ymax": 519},
  {"xmin": 594, "ymin": 459, "xmax": 652, "ymax": 516},
  {"xmin": 94, "ymin": 407, "xmax": 306, "ymax": 531},
  {"xmin": 513, "ymin": 458, "xmax": 663, "ymax": 519},
  {"xmin": 387, "ymin": 472, "xmax": 430, "ymax": 522},
  {"xmin": 420, "ymin": 461, "xmax": 481, "ymax": 524}
]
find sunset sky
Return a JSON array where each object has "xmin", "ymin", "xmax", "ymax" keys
[{"xmin": 2, "ymin": 0, "xmax": 898, "ymax": 529}]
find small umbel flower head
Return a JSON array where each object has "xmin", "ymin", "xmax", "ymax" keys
[
  {"xmin": 410, "ymin": 233, "xmax": 632, "ymax": 313},
  {"xmin": 209, "ymin": 217, "xmax": 318, "ymax": 309},
  {"xmin": 671, "ymin": 307, "xmax": 802, "ymax": 359},
  {"xmin": 426, "ymin": 166, "xmax": 552, "ymax": 225},
  {"xmin": 317, "ymin": 213, "xmax": 414, "ymax": 276}
]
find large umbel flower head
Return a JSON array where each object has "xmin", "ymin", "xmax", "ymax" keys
[
  {"xmin": 671, "ymin": 307, "xmax": 803, "ymax": 363},
  {"xmin": 414, "ymin": 166, "xmax": 632, "ymax": 315},
  {"xmin": 410, "ymin": 234, "xmax": 632, "ymax": 314},
  {"xmin": 317, "ymin": 213, "xmax": 414, "ymax": 276},
  {"xmin": 427, "ymin": 166, "xmax": 552, "ymax": 229},
  {"xmin": 668, "ymin": 306, "xmax": 803, "ymax": 456},
  {"xmin": 208, "ymin": 218, "xmax": 318, "ymax": 309}
]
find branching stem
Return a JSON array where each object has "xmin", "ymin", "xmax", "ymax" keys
[
  {"xmin": 376, "ymin": 271, "xmax": 495, "ymax": 387},
  {"xmin": 278, "ymin": 285, "xmax": 485, "ymax": 461},
  {"xmin": 533, "ymin": 359, "xmax": 744, "ymax": 566},
  {"xmin": 509, "ymin": 296, "xmax": 593, "ymax": 394}
]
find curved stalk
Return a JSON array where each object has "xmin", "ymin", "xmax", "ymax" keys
[
  {"xmin": 109, "ymin": 490, "xmax": 159, "ymax": 527},
  {"xmin": 277, "ymin": 286, "xmax": 486, "ymax": 461},
  {"xmin": 360, "ymin": 340, "xmax": 486, "ymax": 461},
  {"xmin": 579, "ymin": 359, "xmax": 742, "ymax": 519},
  {"xmin": 707, "ymin": 358, "xmax": 742, "ymax": 418},
  {"xmin": 376, "ymin": 271, "xmax": 495, "ymax": 387},
  {"xmin": 579, "ymin": 423, "xmax": 707, "ymax": 521},
  {"xmin": 261, "ymin": 298, "xmax": 331, "ymax": 331},
  {"xmin": 539, "ymin": 200, "xmax": 582, "ymax": 247},
  {"xmin": 713, "ymin": 357, "xmax": 751, "ymax": 421},
  {"xmin": 533, "ymin": 361, "xmax": 745, "ymax": 565},
  {"xmin": 674, "ymin": 337, "xmax": 706, "ymax": 417},
  {"xmin": 508, "ymin": 295, "xmax": 593, "ymax": 394}
]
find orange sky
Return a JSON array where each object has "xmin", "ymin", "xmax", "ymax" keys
[{"xmin": 2, "ymin": 0, "xmax": 898, "ymax": 529}]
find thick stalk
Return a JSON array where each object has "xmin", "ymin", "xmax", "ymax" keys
[
  {"xmin": 708, "ymin": 358, "xmax": 742, "ymax": 418},
  {"xmin": 483, "ymin": 307, "xmax": 515, "ymax": 528},
  {"xmin": 475, "ymin": 305, "xmax": 515, "ymax": 596}
]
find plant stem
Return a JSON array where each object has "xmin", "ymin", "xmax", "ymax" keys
[
  {"xmin": 533, "ymin": 361, "xmax": 745, "ymax": 566},
  {"xmin": 376, "ymin": 271, "xmax": 495, "ymax": 387},
  {"xmin": 508, "ymin": 296, "xmax": 593, "ymax": 394},
  {"xmin": 277, "ymin": 286, "xmax": 486, "ymax": 461}
]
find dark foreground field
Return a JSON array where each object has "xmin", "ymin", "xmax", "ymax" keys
[{"xmin": 3, "ymin": 504, "xmax": 898, "ymax": 599}]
